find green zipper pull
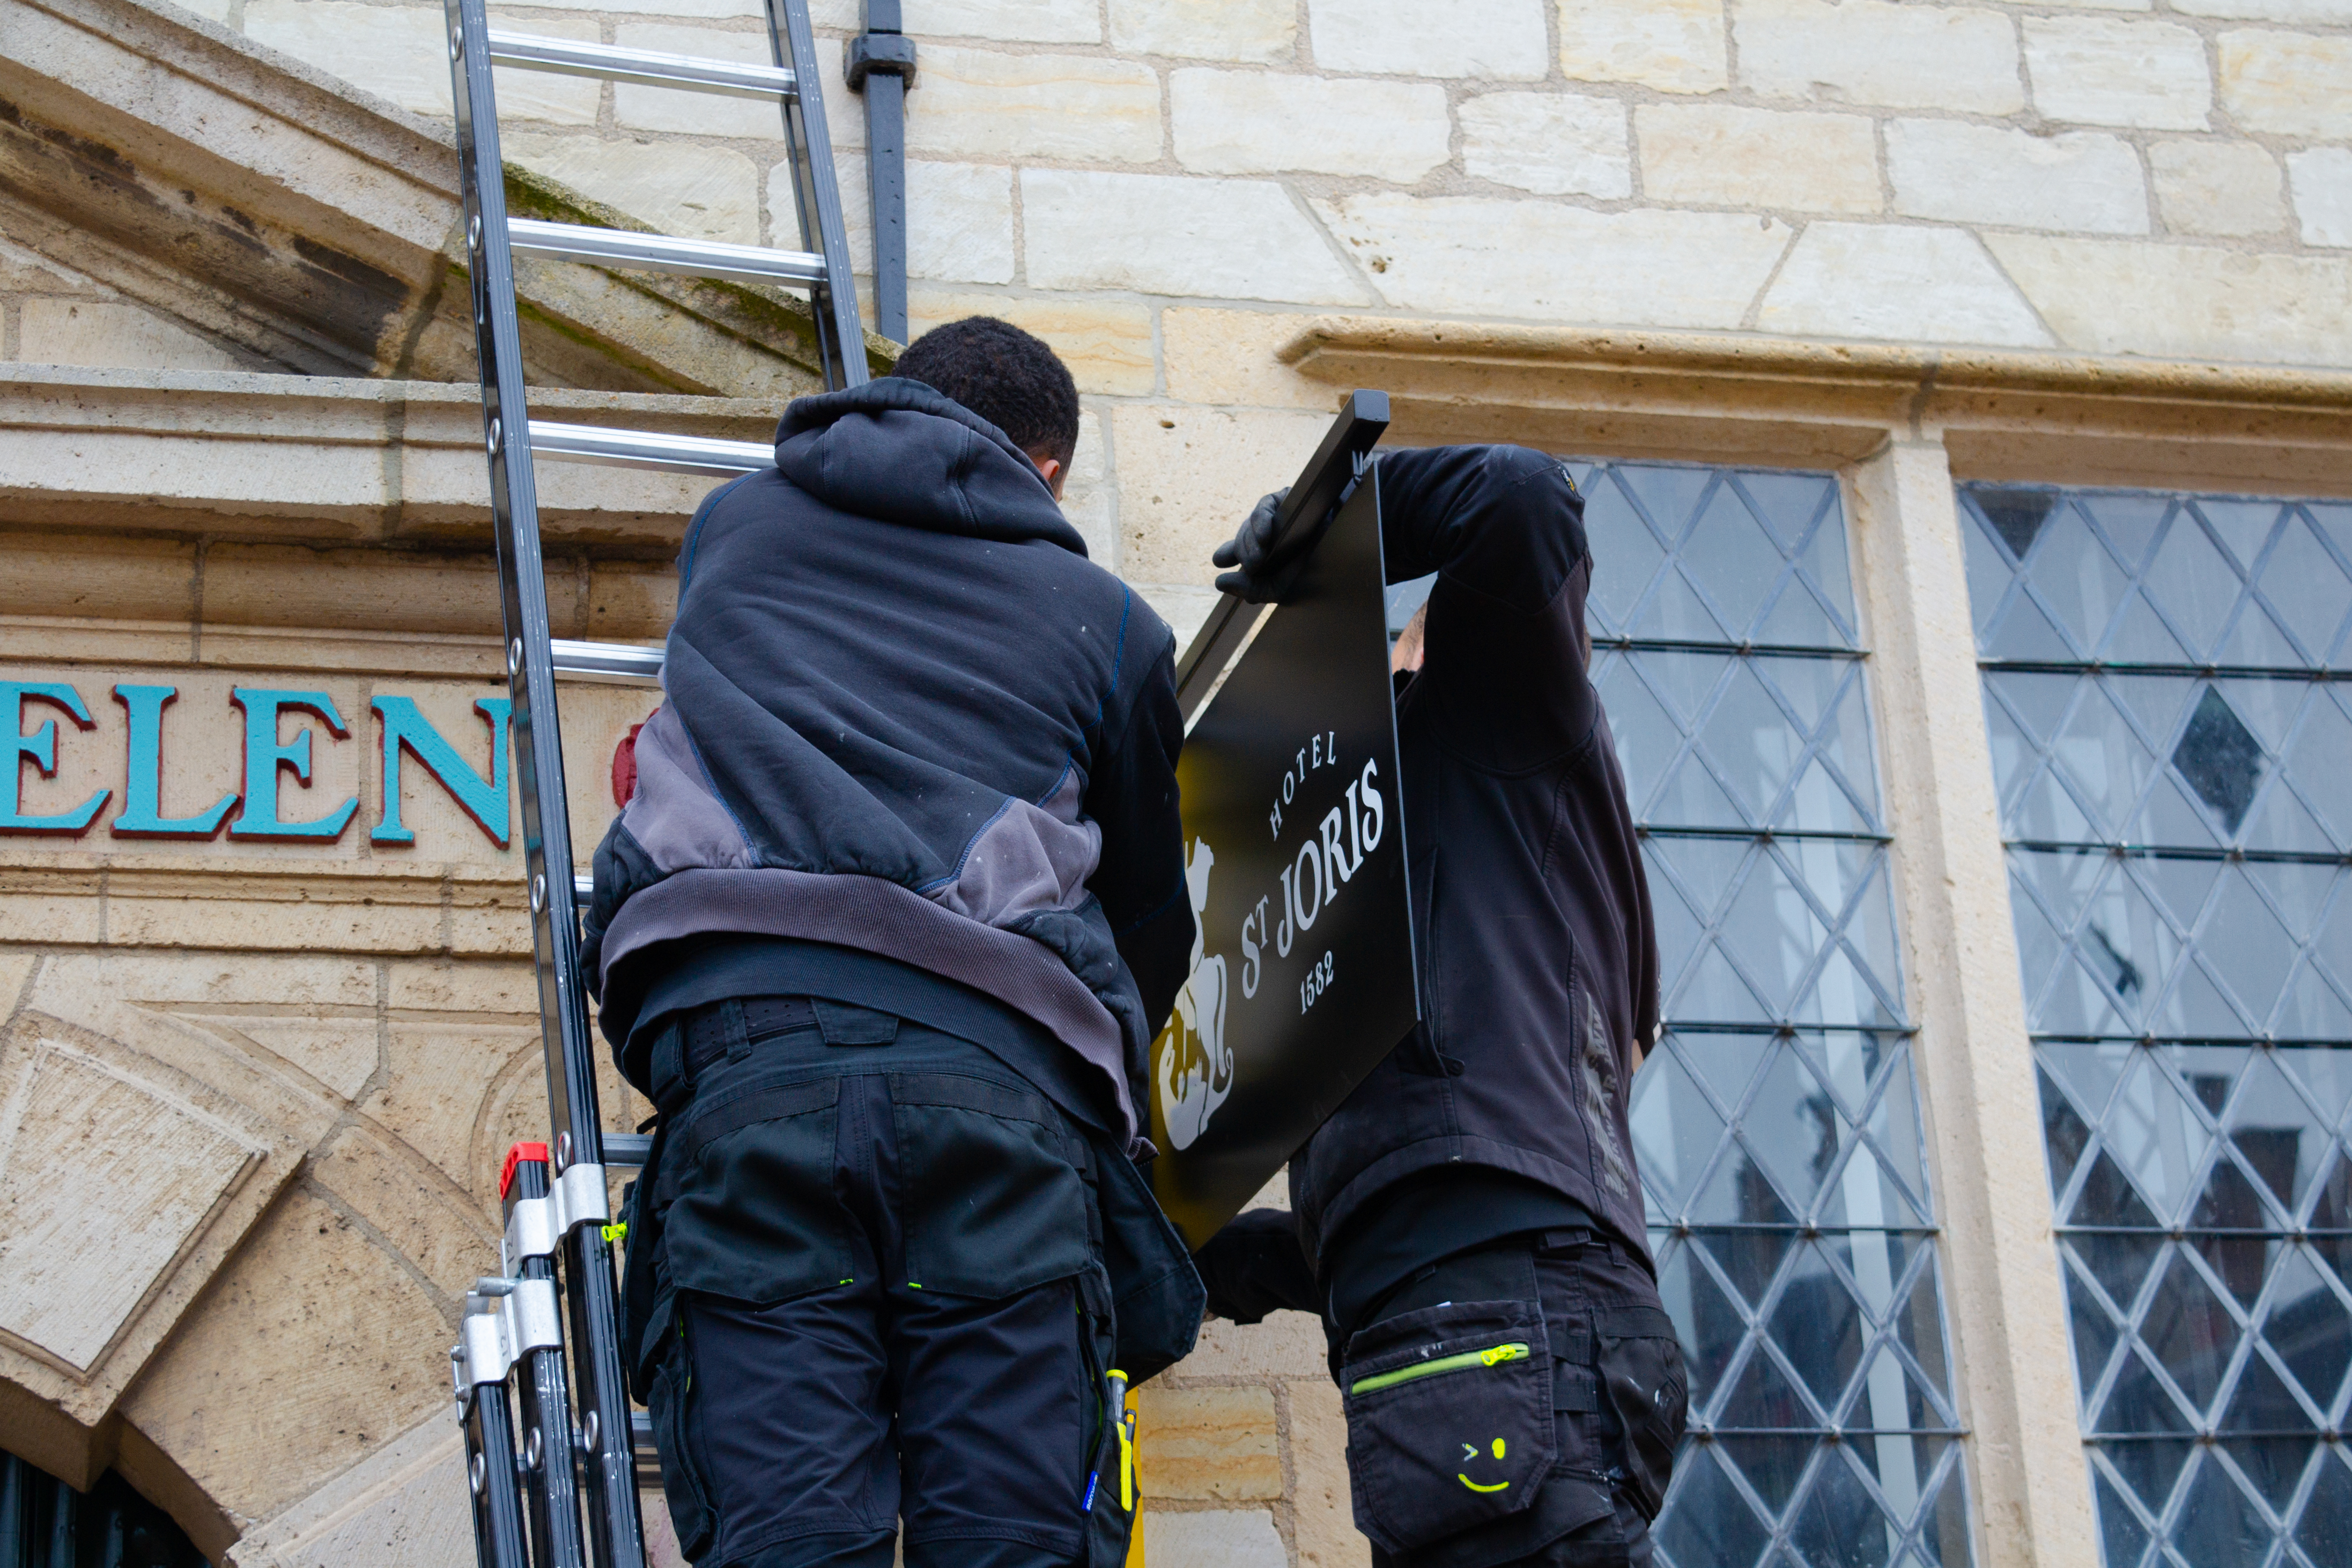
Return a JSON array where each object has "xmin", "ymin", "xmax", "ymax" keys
[{"xmin": 1350, "ymin": 1341, "xmax": 1531, "ymax": 1395}]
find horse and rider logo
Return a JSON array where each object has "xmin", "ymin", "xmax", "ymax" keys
[{"xmin": 1155, "ymin": 837, "xmax": 1231, "ymax": 1151}]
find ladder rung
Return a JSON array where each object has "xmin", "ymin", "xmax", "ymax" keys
[
  {"xmin": 508, "ymin": 219, "xmax": 828, "ymax": 291},
  {"xmin": 528, "ymin": 419, "xmax": 771, "ymax": 476},
  {"xmin": 575, "ymin": 872, "xmax": 596, "ymax": 901},
  {"xmin": 632, "ymin": 1411, "xmax": 659, "ymax": 1488},
  {"xmin": 603, "ymin": 1134, "xmax": 653, "ymax": 1167},
  {"xmin": 551, "ymin": 638, "xmax": 665, "ymax": 685},
  {"xmin": 487, "ymin": 29, "xmax": 797, "ymax": 99}
]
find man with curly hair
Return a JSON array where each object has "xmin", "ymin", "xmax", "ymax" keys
[{"xmin": 588, "ymin": 318, "xmax": 1200, "ymax": 1568}]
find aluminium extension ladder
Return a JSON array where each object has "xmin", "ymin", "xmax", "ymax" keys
[{"xmin": 437, "ymin": 4, "xmax": 866, "ymax": 1565}]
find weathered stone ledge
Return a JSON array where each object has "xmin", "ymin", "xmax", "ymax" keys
[
  {"xmin": 0, "ymin": 858, "xmax": 536, "ymax": 958},
  {"xmin": 0, "ymin": 364, "xmax": 776, "ymax": 545},
  {"xmin": 1278, "ymin": 317, "xmax": 2352, "ymax": 494},
  {"xmin": 1278, "ymin": 317, "xmax": 2352, "ymax": 411}
]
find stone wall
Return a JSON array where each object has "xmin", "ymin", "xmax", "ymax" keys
[
  {"xmin": 143, "ymin": 0, "xmax": 2352, "ymax": 643},
  {"xmin": 2, "ymin": 3, "xmax": 2348, "ymax": 1567},
  {"xmin": 0, "ymin": 368, "xmax": 732, "ymax": 1564},
  {"xmin": 0, "ymin": 0, "xmax": 858, "ymax": 393},
  {"xmin": 1093, "ymin": 1174, "xmax": 1345, "ymax": 1568}
]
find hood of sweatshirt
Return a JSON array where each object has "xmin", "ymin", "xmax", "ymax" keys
[{"xmin": 772, "ymin": 376, "xmax": 1088, "ymax": 554}]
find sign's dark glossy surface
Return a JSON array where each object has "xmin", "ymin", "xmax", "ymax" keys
[{"xmin": 1148, "ymin": 474, "xmax": 1419, "ymax": 1248}]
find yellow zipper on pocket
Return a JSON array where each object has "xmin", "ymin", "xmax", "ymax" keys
[{"xmin": 1349, "ymin": 1341, "xmax": 1530, "ymax": 1396}]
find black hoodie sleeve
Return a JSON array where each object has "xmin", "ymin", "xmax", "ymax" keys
[
  {"xmin": 1084, "ymin": 630, "xmax": 1194, "ymax": 1038},
  {"xmin": 1377, "ymin": 445, "xmax": 1594, "ymax": 773}
]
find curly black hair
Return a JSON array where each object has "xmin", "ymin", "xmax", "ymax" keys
[{"xmin": 893, "ymin": 316, "xmax": 1080, "ymax": 471}]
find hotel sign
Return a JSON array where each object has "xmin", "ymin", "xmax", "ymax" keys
[{"xmin": 1147, "ymin": 397, "xmax": 1421, "ymax": 1249}]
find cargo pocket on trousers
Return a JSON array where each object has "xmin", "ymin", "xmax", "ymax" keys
[
  {"xmin": 645, "ymin": 1323, "xmax": 714, "ymax": 1562},
  {"xmin": 1341, "ymin": 1300, "xmax": 1556, "ymax": 1555},
  {"xmin": 1596, "ymin": 1306, "xmax": 1688, "ymax": 1522},
  {"xmin": 892, "ymin": 1072, "xmax": 1090, "ymax": 1299},
  {"xmin": 1074, "ymin": 1268, "xmax": 1139, "ymax": 1567},
  {"xmin": 661, "ymin": 1076, "xmax": 849, "ymax": 1305}
]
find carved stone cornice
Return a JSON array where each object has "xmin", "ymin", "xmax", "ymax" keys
[
  {"xmin": 1277, "ymin": 318, "xmax": 2352, "ymax": 494},
  {"xmin": 0, "ymin": 0, "xmax": 888, "ymax": 392},
  {"xmin": 0, "ymin": 363, "xmax": 773, "ymax": 546}
]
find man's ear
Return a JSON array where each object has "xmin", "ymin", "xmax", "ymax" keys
[{"xmin": 1030, "ymin": 453, "xmax": 1067, "ymax": 502}]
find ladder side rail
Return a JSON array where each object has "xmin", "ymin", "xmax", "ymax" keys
[
  {"xmin": 511, "ymin": 1316, "xmax": 581, "ymax": 1566},
  {"xmin": 463, "ymin": 1383, "xmax": 532, "ymax": 1568},
  {"xmin": 560, "ymin": 1217, "xmax": 641, "ymax": 1568},
  {"xmin": 767, "ymin": 0, "xmax": 867, "ymax": 389},
  {"xmin": 444, "ymin": 4, "xmax": 645, "ymax": 1564},
  {"xmin": 504, "ymin": 1164, "xmax": 587, "ymax": 1567}
]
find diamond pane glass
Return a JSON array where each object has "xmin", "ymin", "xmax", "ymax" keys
[
  {"xmin": 1594, "ymin": 460, "xmax": 1968, "ymax": 1566},
  {"xmin": 1964, "ymin": 481, "xmax": 2352, "ymax": 1566}
]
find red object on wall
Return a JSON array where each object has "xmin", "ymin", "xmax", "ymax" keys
[{"xmin": 612, "ymin": 721, "xmax": 647, "ymax": 807}]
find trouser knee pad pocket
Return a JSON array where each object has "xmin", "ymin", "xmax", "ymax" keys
[
  {"xmin": 646, "ymin": 1327, "xmax": 715, "ymax": 1562},
  {"xmin": 1594, "ymin": 1307, "xmax": 1686, "ymax": 1522},
  {"xmin": 1341, "ymin": 1299, "xmax": 1556, "ymax": 1554}
]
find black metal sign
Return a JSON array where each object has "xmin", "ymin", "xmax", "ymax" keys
[{"xmin": 1150, "ymin": 393, "xmax": 1419, "ymax": 1248}]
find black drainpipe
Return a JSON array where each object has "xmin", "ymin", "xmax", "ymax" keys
[{"xmin": 846, "ymin": 2, "xmax": 916, "ymax": 346}]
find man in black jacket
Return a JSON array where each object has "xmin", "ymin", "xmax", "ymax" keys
[
  {"xmin": 1197, "ymin": 446, "xmax": 1685, "ymax": 1567},
  {"xmin": 587, "ymin": 319, "xmax": 1200, "ymax": 1568}
]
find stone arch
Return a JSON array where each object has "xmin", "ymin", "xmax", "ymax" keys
[{"xmin": 0, "ymin": 950, "xmax": 649, "ymax": 1565}]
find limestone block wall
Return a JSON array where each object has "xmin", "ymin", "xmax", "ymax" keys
[
  {"xmin": 1136, "ymin": 1233, "xmax": 1363, "ymax": 1566},
  {"xmin": 164, "ymin": 0, "xmax": 2352, "ymax": 643},
  {"xmin": 0, "ymin": 369, "xmax": 728, "ymax": 1565},
  {"xmin": 0, "ymin": 0, "xmax": 859, "ymax": 394},
  {"xmin": 0, "ymin": 246, "xmax": 252, "ymax": 374}
]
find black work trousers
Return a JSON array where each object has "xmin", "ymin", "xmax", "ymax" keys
[
  {"xmin": 637, "ymin": 998, "xmax": 1135, "ymax": 1568},
  {"xmin": 1337, "ymin": 1232, "xmax": 1687, "ymax": 1568}
]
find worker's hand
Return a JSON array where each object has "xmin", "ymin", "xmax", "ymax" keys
[
  {"xmin": 1192, "ymin": 1207, "xmax": 1319, "ymax": 1325},
  {"xmin": 1211, "ymin": 487, "xmax": 1290, "ymax": 602}
]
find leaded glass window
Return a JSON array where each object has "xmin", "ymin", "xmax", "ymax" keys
[
  {"xmin": 1962, "ymin": 481, "xmax": 2352, "ymax": 1566},
  {"xmin": 1586, "ymin": 461, "xmax": 1973, "ymax": 1567}
]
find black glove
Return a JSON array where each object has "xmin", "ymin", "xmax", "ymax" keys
[
  {"xmin": 1210, "ymin": 487, "xmax": 1290, "ymax": 603},
  {"xmin": 1193, "ymin": 1207, "xmax": 1320, "ymax": 1324}
]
